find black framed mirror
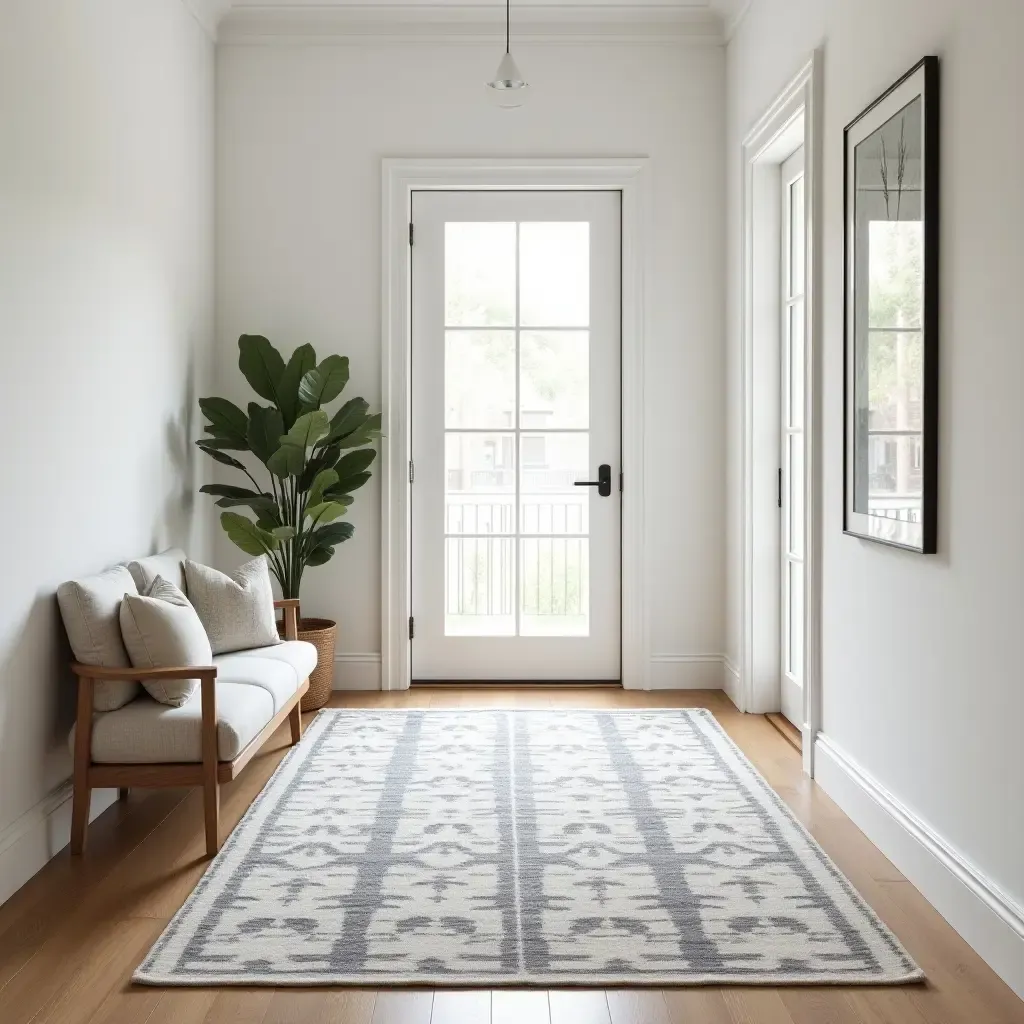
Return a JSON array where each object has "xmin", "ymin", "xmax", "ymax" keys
[{"xmin": 844, "ymin": 57, "xmax": 939, "ymax": 553}]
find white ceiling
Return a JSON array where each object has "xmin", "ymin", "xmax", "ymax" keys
[{"xmin": 191, "ymin": 0, "xmax": 751, "ymax": 41}]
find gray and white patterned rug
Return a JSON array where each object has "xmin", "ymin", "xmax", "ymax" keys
[{"xmin": 134, "ymin": 709, "xmax": 922, "ymax": 987}]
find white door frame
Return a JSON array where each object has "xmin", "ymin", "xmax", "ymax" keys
[
  {"xmin": 381, "ymin": 157, "xmax": 651, "ymax": 691},
  {"xmin": 740, "ymin": 53, "xmax": 823, "ymax": 774}
]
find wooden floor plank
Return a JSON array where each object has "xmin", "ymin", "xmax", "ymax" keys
[
  {"xmin": 549, "ymin": 989, "xmax": 611, "ymax": 1024},
  {"xmin": 491, "ymin": 991, "xmax": 550, "ymax": 1024},
  {"xmin": 607, "ymin": 989, "xmax": 672, "ymax": 1024},
  {"xmin": 371, "ymin": 991, "xmax": 432, "ymax": 1024},
  {"xmin": 430, "ymin": 990, "xmax": 491, "ymax": 1024},
  {"xmin": 0, "ymin": 688, "xmax": 1017, "ymax": 1024}
]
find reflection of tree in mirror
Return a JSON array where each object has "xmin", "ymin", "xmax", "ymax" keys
[{"xmin": 878, "ymin": 116, "xmax": 909, "ymax": 220}]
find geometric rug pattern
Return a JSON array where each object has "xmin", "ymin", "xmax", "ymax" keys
[{"xmin": 134, "ymin": 709, "xmax": 923, "ymax": 986}]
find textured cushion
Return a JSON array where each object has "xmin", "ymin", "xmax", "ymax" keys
[
  {"xmin": 230, "ymin": 640, "xmax": 317, "ymax": 689},
  {"xmin": 184, "ymin": 558, "xmax": 281, "ymax": 655},
  {"xmin": 74, "ymin": 682, "xmax": 275, "ymax": 763},
  {"xmin": 120, "ymin": 577, "xmax": 212, "ymax": 707},
  {"xmin": 57, "ymin": 565, "xmax": 140, "ymax": 712},
  {"xmin": 125, "ymin": 547, "xmax": 187, "ymax": 594},
  {"xmin": 213, "ymin": 651, "xmax": 302, "ymax": 713}
]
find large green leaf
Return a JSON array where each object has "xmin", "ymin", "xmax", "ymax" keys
[
  {"xmin": 298, "ymin": 444, "xmax": 341, "ymax": 490},
  {"xmin": 271, "ymin": 526, "xmax": 296, "ymax": 541},
  {"xmin": 304, "ymin": 544, "xmax": 335, "ymax": 567},
  {"xmin": 267, "ymin": 443, "xmax": 304, "ymax": 478},
  {"xmin": 201, "ymin": 483, "xmax": 264, "ymax": 501},
  {"xmin": 220, "ymin": 512, "xmax": 278, "ymax": 557},
  {"xmin": 281, "ymin": 410, "xmax": 329, "ymax": 450},
  {"xmin": 200, "ymin": 434, "xmax": 248, "ymax": 451},
  {"xmin": 326, "ymin": 471, "xmax": 371, "ymax": 497},
  {"xmin": 310, "ymin": 521, "xmax": 354, "ymax": 548},
  {"xmin": 336, "ymin": 413, "xmax": 382, "ymax": 449},
  {"xmin": 298, "ymin": 355, "xmax": 349, "ymax": 409},
  {"xmin": 278, "ymin": 343, "xmax": 316, "ymax": 428},
  {"xmin": 199, "ymin": 397, "xmax": 248, "ymax": 442},
  {"xmin": 195, "ymin": 440, "xmax": 246, "ymax": 472},
  {"xmin": 238, "ymin": 335, "xmax": 285, "ymax": 405},
  {"xmin": 201, "ymin": 483, "xmax": 278, "ymax": 518},
  {"xmin": 333, "ymin": 448, "xmax": 376, "ymax": 479},
  {"xmin": 306, "ymin": 469, "xmax": 339, "ymax": 510},
  {"xmin": 323, "ymin": 398, "xmax": 369, "ymax": 446},
  {"xmin": 305, "ymin": 500, "xmax": 347, "ymax": 524},
  {"xmin": 247, "ymin": 403, "xmax": 283, "ymax": 465}
]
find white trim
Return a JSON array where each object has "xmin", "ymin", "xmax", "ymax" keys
[
  {"xmin": 382, "ymin": 157, "xmax": 651, "ymax": 692},
  {"xmin": 720, "ymin": 0, "xmax": 753, "ymax": 41},
  {"xmin": 815, "ymin": 734, "xmax": 1024, "ymax": 999},
  {"xmin": 649, "ymin": 654, "xmax": 730, "ymax": 691},
  {"xmin": 721, "ymin": 654, "xmax": 741, "ymax": 707},
  {"xmin": 178, "ymin": 0, "xmax": 228, "ymax": 39},
  {"xmin": 217, "ymin": 5, "xmax": 725, "ymax": 45},
  {"xmin": 739, "ymin": 52, "xmax": 823, "ymax": 779},
  {"xmin": 0, "ymin": 782, "xmax": 117, "ymax": 907},
  {"xmin": 332, "ymin": 653, "xmax": 383, "ymax": 691}
]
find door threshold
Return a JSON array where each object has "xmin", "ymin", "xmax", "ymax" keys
[
  {"xmin": 411, "ymin": 680, "xmax": 623, "ymax": 688},
  {"xmin": 765, "ymin": 712, "xmax": 802, "ymax": 752}
]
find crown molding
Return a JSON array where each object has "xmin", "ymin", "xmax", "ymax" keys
[
  {"xmin": 178, "ymin": 0, "xmax": 232, "ymax": 38},
  {"xmin": 216, "ymin": 5, "xmax": 726, "ymax": 45},
  {"xmin": 720, "ymin": 0, "xmax": 752, "ymax": 41}
]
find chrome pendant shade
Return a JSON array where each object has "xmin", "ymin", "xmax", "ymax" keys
[{"xmin": 486, "ymin": 0, "xmax": 528, "ymax": 108}]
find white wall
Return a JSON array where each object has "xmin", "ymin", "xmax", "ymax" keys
[
  {"xmin": 725, "ymin": 0, "xmax": 1024, "ymax": 992},
  {"xmin": 216, "ymin": 40, "xmax": 726, "ymax": 686},
  {"xmin": 0, "ymin": 0, "xmax": 215, "ymax": 901}
]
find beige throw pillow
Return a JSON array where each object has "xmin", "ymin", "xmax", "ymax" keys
[
  {"xmin": 57, "ymin": 565, "xmax": 140, "ymax": 711},
  {"xmin": 125, "ymin": 547, "xmax": 187, "ymax": 594},
  {"xmin": 119, "ymin": 577, "xmax": 213, "ymax": 707},
  {"xmin": 183, "ymin": 558, "xmax": 281, "ymax": 656}
]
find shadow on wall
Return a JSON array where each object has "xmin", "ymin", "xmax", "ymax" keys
[
  {"xmin": 160, "ymin": 355, "xmax": 198, "ymax": 552},
  {"xmin": 0, "ymin": 350, "xmax": 204, "ymax": 865}
]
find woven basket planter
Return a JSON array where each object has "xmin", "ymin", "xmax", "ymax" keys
[{"xmin": 294, "ymin": 617, "xmax": 336, "ymax": 711}]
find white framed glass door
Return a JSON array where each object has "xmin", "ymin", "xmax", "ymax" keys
[
  {"xmin": 410, "ymin": 190, "xmax": 621, "ymax": 680},
  {"xmin": 781, "ymin": 148, "xmax": 806, "ymax": 727}
]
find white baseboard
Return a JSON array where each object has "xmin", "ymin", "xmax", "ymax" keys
[
  {"xmin": 647, "ymin": 654, "xmax": 726, "ymax": 690},
  {"xmin": 721, "ymin": 655, "xmax": 741, "ymax": 708},
  {"xmin": 0, "ymin": 782, "xmax": 118, "ymax": 907},
  {"xmin": 815, "ymin": 734, "xmax": 1024, "ymax": 1000},
  {"xmin": 331, "ymin": 652, "xmax": 382, "ymax": 690}
]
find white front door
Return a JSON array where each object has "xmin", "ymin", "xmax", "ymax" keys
[
  {"xmin": 780, "ymin": 148, "xmax": 806, "ymax": 727},
  {"xmin": 410, "ymin": 190, "xmax": 621, "ymax": 681}
]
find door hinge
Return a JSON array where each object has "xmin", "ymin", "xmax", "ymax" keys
[
  {"xmin": 408, "ymin": 616, "xmax": 415, "ymax": 640},
  {"xmin": 619, "ymin": 471, "xmax": 624, "ymax": 493},
  {"xmin": 778, "ymin": 467, "xmax": 783, "ymax": 508},
  {"xmin": 409, "ymin": 459, "xmax": 415, "ymax": 484},
  {"xmin": 409, "ymin": 222, "xmax": 414, "ymax": 246}
]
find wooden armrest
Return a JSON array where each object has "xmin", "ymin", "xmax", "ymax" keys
[
  {"xmin": 71, "ymin": 663, "xmax": 218, "ymax": 682},
  {"xmin": 274, "ymin": 599, "xmax": 301, "ymax": 641}
]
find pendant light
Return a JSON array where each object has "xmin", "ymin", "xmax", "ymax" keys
[{"xmin": 486, "ymin": 0, "xmax": 528, "ymax": 108}]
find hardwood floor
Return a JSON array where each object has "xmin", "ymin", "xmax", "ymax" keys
[{"xmin": 1, "ymin": 687, "xmax": 1020, "ymax": 1024}]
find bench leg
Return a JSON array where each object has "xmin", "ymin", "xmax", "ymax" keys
[
  {"xmin": 201, "ymin": 678, "xmax": 220, "ymax": 857},
  {"xmin": 203, "ymin": 777, "xmax": 220, "ymax": 857},
  {"xmin": 70, "ymin": 774, "xmax": 90, "ymax": 856},
  {"xmin": 289, "ymin": 694, "xmax": 303, "ymax": 745},
  {"xmin": 70, "ymin": 676, "xmax": 94, "ymax": 856},
  {"xmin": 118, "ymin": 787, "xmax": 130, "ymax": 802}
]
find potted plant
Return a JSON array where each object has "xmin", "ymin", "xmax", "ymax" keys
[{"xmin": 196, "ymin": 334, "xmax": 380, "ymax": 709}]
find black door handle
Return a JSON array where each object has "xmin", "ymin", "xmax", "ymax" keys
[{"xmin": 575, "ymin": 463, "xmax": 612, "ymax": 498}]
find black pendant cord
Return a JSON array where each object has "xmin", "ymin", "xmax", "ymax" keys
[{"xmin": 505, "ymin": 0, "xmax": 510, "ymax": 53}]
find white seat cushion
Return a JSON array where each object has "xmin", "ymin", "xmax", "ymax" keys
[
  {"xmin": 77, "ymin": 682, "xmax": 274, "ymax": 763},
  {"xmin": 227, "ymin": 640, "xmax": 317, "ymax": 689},
  {"xmin": 213, "ymin": 647, "xmax": 306, "ymax": 713}
]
